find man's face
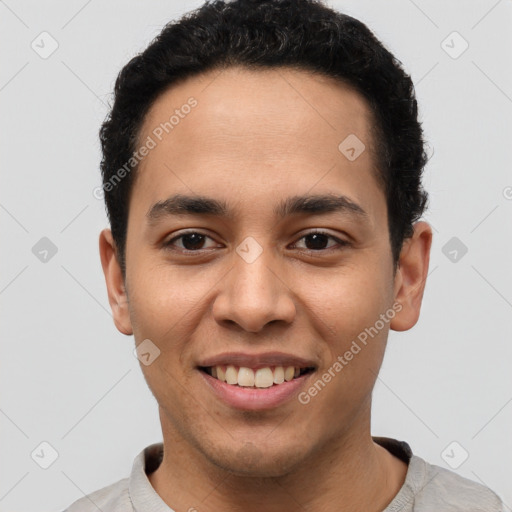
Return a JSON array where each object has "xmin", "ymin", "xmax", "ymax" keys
[{"xmin": 117, "ymin": 67, "xmax": 401, "ymax": 476}]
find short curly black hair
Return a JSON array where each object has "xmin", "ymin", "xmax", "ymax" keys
[{"xmin": 99, "ymin": 0, "xmax": 429, "ymax": 276}]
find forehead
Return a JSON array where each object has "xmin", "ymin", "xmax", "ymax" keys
[
  {"xmin": 139, "ymin": 66, "xmax": 374, "ymax": 156},
  {"xmin": 131, "ymin": 66, "xmax": 382, "ymax": 219}
]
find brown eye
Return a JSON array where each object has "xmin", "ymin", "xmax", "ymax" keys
[
  {"xmin": 164, "ymin": 231, "xmax": 217, "ymax": 252},
  {"xmin": 292, "ymin": 231, "xmax": 349, "ymax": 252}
]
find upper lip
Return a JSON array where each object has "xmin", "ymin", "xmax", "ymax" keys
[{"xmin": 198, "ymin": 351, "xmax": 317, "ymax": 370}]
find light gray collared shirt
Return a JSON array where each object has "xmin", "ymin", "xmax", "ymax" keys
[{"xmin": 63, "ymin": 437, "xmax": 505, "ymax": 511}]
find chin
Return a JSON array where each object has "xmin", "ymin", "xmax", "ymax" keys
[{"xmin": 203, "ymin": 438, "xmax": 309, "ymax": 478}]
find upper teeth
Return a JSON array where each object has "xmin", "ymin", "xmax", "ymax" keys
[{"xmin": 210, "ymin": 365, "xmax": 302, "ymax": 388}]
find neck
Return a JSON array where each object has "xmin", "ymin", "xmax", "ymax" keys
[{"xmin": 148, "ymin": 410, "xmax": 407, "ymax": 512}]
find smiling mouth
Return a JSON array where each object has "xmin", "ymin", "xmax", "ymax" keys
[{"xmin": 199, "ymin": 365, "xmax": 315, "ymax": 389}]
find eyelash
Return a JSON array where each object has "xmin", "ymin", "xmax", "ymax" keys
[{"xmin": 163, "ymin": 230, "xmax": 350, "ymax": 255}]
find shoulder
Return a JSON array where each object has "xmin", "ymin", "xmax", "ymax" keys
[
  {"xmin": 411, "ymin": 455, "xmax": 505, "ymax": 511},
  {"xmin": 62, "ymin": 477, "xmax": 131, "ymax": 512}
]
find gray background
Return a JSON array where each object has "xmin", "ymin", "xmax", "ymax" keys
[{"xmin": 1, "ymin": 1, "xmax": 511, "ymax": 510}]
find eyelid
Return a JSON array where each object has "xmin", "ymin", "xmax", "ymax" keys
[
  {"xmin": 290, "ymin": 230, "xmax": 350, "ymax": 251},
  {"xmin": 163, "ymin": 229, "xmax": 350, "ymax": 253},
  {"xmin": 163, "ymin": 229, "xmax": 219, "ymax": 250}
]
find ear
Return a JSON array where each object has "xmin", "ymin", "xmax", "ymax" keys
[
  {"xmin": 99, "ymin": 228, "xmax": 133, "ymax": 335},
  {"xmin": 390, "ymin": 221, "xmax": 432, "ymax": 332}
]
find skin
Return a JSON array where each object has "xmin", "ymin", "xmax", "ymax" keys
[{"xmin": 100, "ymin": 66, "xmax": 432, "ymax": 512}]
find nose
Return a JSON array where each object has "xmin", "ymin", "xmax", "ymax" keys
[{"xmin": 212, "ymin": 246, "xmax": 296, "ymax": 333}]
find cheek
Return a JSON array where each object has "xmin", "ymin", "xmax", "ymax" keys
[
  {"xmin": 127, "ymin": 257, "xmax": 204, "ymax": 334},
  {"xmin": 126, "ymin": 259, "xmax": 220, "ymax": 392},
  {"xmin": 303, "ymin": 260, "xmax": 393, "ymax": 338},
  {"xmin": 299, "ymin": 274, "xmax": 391, "ymax": 425},
  {"xmin": 298, "ymin": 263, "xmax": 393, "ymax": 413}
]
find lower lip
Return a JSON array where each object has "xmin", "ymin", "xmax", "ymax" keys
[{"xmin": 199, "ymin": 370, "xmax": 313, "ymax": 411}]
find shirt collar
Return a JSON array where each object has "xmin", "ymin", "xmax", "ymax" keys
[{"xmin": 129, "ymin": 442, "xmax": 172, "ymax": 511}]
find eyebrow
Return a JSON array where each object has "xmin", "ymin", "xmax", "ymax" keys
[{"xmin": 146, "ymin": 193, "xmax": 368, "ymax": 225}]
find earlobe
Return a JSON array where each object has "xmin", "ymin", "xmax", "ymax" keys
[
  {"xmin": 99, "ymin": 228, "xmax": 133, "ymax": 335},
  {"xmin": 390, "ymin": 221, "xmax": 432, "ymax": 332}
]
